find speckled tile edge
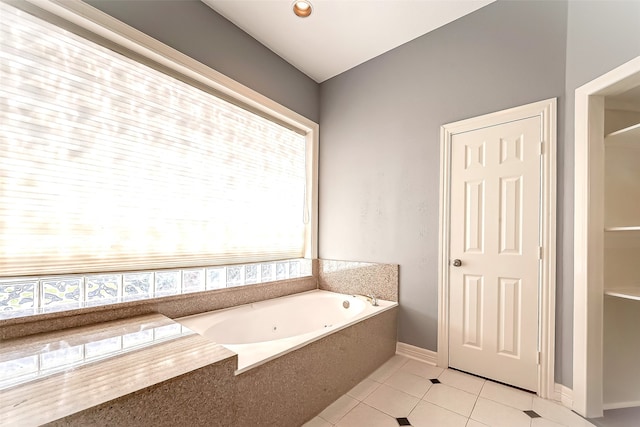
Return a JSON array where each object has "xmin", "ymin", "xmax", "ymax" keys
[
  {"xmin": 235, "ymin": 306, "xmax": 398, "ymax": 426},
  {"xmin": 318, "ymin": 259, "xmax": 398, "ymax": 302},
  {"xmin": 0, "ymin": 313, "xmax": 173, "ymax": 361},
  {"xmin": 46, "ymin": 357, "xmax": 239, "ymax": 427},
  {"xmin": 2, "ymin": 317, "xmax": 237, "ymax": 427}
]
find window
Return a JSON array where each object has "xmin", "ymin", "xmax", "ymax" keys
[{"xmin": 0, "ymin": 1, "xmax": 317, "ymax": 317}]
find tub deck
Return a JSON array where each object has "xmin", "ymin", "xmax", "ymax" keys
[
  {"xmin": 1, "ymin": 291, "xmax": 398, "ymax": 426},
  {"xmin": 177, "ymin": 290, "xmax": 397, "ymax": 373},
  {"xmin": 0, "ymin": 314, "xmax": 235, "ymax": 426}
]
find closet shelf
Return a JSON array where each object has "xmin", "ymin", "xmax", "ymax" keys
[
  {"xmin": 604, "ymin": 288, "xmax": 640, "ymax": 301},
  {"xmin": 605, "ymin": 122, "xmax": 640, "ymax": 145}
]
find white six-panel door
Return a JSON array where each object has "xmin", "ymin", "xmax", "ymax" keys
[{"xmin": 448, "ymin": 116, "xmax": 541, "ymax": 392}]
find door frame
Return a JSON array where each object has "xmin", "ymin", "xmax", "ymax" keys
[
  {"xmin": 573, "ymin": 56, "xmax": 640, "ymax": 419},
  {"xmin": 437, "ymin": 98, "xmax": 557, "ymax": 399}
]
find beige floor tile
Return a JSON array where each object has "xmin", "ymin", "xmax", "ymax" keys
[
  {"xmin": 470, "ymin": 397, "xmax": 532, "ymax": 427},
  {"xmin": 533, "ymin": 397, "xmax": 595, "ymax": 427},
  {"xmin": 384, "ymin": 370, "xmax": 432, "ymax": 398},
  {"xmin": 423, "ymin": 383, "xmax": 478, "ymax": 417},
  {"xmin": 368, "ymin": 355, "xmax": 410, "ymax": 382},
  {"xmin": 302, "ymin": 416, "xmax": 334, "ymax": 427},
  {"xmin": 399, "ymin": 359, "xmax": 444, "ymax": 380},
  {"xmin": 438, "ymin": 369, "xmax": 485, "ymax": 395},
  {"xmin": 334, "ymin": 403, "xmax": 398, "ymax": 427},
  {"xmin": 480, "ymin": 380, "xmax": 534, "ymax": 410},
  {"xmin": 318, "ymin": 394, "xmax": 359, "ymax": 424},
  {"xmin": 309, "ymin": 363, "xmax": 600, "ymax": 427},
  {"xmin": 347, "ymin": 377, "xmax": 382, "ymax": 401},
  {"xmin": 466, "ymin": 419, "xmax": 490, "ymax": 427},
  {"xmin": 531, "ymin": 417, "xmax": 566, "ymax": 427},
  {"xmin": 408, "ymin": 400, "xmax": 468, "ymax": 427},
  {"xmin": 363, "ymin": 384, "xmax": 420, "ymax": 417}
]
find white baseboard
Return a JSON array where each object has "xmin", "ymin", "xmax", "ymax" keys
[
  {"xmin": 395, "ymin": 342, "xmax": 574, "ymax": 410},
  {"xmin": 553, "ymin": 383, "xmax": 573, "ymax": 409},
  {"xmin": 603, "ymin": 400, "xmax": 640, "ymax": 410},
  {"xmin": 396, "ymin": 342, "xmax": 438, "ymax": 366}
]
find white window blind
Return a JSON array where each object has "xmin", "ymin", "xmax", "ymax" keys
[{"xmin": 0, "ymin": 2, "xmax": 308, "ymax": 277}]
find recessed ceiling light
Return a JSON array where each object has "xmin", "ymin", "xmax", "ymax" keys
[{"xmin": 292, "ymin": 0, "xmax": 312, "ymax": 18}]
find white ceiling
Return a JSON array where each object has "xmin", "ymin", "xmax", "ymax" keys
[{"xmin": 202, "ymin": 0, "xmax": 495, "ymax": 83}]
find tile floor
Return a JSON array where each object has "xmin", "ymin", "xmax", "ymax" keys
[{"xmin": 303, "ymin": 355, "xmax": 595, "ymax": 427}]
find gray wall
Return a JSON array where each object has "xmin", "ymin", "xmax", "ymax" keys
[
  {"xmin": 319, "ymin": 0, "xmax": 570, "ymax": 382},
  {"xmin": 559, "ymin": 0, "xmax": 640, "ymax": 387},
  {"xmin": 319, "ymin": 0, "xmax": 639, "ymax": 388},
  {"xmin": 86, "ymin": 0, "xmax": 319, "ymax": 123}
]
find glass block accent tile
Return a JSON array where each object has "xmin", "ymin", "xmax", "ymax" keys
[
  {"xmin": 155, "ymin": 271, "xmax": 180, "ymax": 296},
  {"xmin": 206, "ymin": 268, "xmax": 225, "ymax": 290},
  {"xmin": 226, "ymin": 266, "xmax": 243, "ymax": 287},
  {"xmin": 86, "ymin": 275, "xmax": 120, "ymax": 306},
  {"xmin": 0, "ymin": 281, "xmax": 37, "ymax": 311},
  {"xmin": 276, "ymin": 262, "xmax": 288, "ymax": 280},
  {"xmin": 261, "ymin": 263, "xmax": 275, "ymax": 282},
  {"xmin": 123, "ymin": 273, "xmax": 153, "ymax": 301},
  {"xmin": 289, "ymin": 260, "xmax": 300, "ymax": 278},
  {"xmin": 300, "ymin": 259, "xmax": 312, "ymax": 276},
  {"xmin": 245, "ymin": 264, "xmax": 258, "ymax": 285},
  {"xmin": 183, "ymin": 269, "xmax": 205, "ymax": 293},
  {"xmin": 42, "ymin": 278, "xmax": 82, "ymax": 310}
]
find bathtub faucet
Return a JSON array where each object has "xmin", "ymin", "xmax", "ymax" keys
[
  {"xmin": 355, "ymin": 293, "xmax": 379, "ymax": 306},
  {"xmin": 368, "ymin": 294, "xmax": 379, "ymax": 306}
]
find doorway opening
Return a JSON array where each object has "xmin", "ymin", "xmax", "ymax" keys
[{"xmin": 573, "ymin": 56, "xmax": 640, "ymax": 419}]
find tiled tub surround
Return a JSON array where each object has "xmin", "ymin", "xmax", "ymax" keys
[
  {"xmin": 318, "ymin": 260, "xmax": 398, "ymax": 302},
  {"xmin": 0, "ymin": 258, "xmax": 401, "ymax": 342},
  {"xmin": 178, "ymin": 289, "xmax": 397, "ymax": 373},
  {"xmin": 1, "ymin": 304, "xmax": 397, "ymax": 426},
  {"xmin": 1, "ymin": 259, "xmax": 399, "ymax": 425}
]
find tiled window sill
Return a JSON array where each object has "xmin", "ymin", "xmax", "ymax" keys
[{"xmin": 0, "ymin": 259, "xmax": 312, "ymax": 321}]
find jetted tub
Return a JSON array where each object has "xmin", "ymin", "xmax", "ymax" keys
[{"xmin": 177, "ymin": 290, "xmax": 397, "ymax": 373}]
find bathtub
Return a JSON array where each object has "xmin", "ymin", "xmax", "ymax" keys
[{"xmin": 177, "ymin": 289, "xmax": 397, "ymax": 374}]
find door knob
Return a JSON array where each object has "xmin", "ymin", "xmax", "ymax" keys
[{"xmin": 452, "ymin": 259, "xmax": 462, "ymax": 267}]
